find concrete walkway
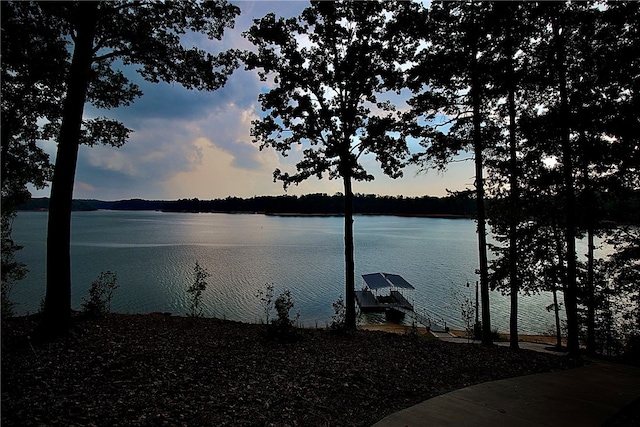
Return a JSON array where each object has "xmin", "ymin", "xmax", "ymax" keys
[{"xmin": 372, "ymin": 362, "xmax": 640, "ymax": 427}]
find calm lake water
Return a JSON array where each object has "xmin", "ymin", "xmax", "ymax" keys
[{"xmin": 11, "ymin": 210, "xmax": 561, "ymax": 334}]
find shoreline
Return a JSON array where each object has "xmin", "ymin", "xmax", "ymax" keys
[
  {"xmin": 17, "ymin": 209, "xmax": 474, "ymax": 219},
  {"xmin": 360, "ymin": 323, "xmax": 563, "ymax": 346},
  {"xmin": 264, "ymin": 212, "xmax": 473, "ymax": 219}
]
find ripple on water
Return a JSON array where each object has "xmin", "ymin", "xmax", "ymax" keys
[{"xmin": 12, "ymin": 211, "xmax": 562, "ymax": 334}]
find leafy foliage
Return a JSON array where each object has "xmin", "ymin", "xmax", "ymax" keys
[
  {"xmin": 1, "ymin": 216, "xmax": 27, "ymax": 322},
  {"xmin": 403, "ymin": 0, "xmax": 639, "ymax": 356},
  {"xmin": 256, "ymin": 283, "xmax": 275, "ymax": 325},
  {"xmin": 602, "ymin": 227, "xmax": 640, "ymax": 359},
  {"xmin": 406, "ymin": 1, "xmax": 502, "ymax": 346},
  {"xmin": 451, "ymin": 289, "xmax": 477, "ymax": 343},
  {"xmin": 8, "ymin": 0, "xmax": 242, "ymax": 337},
  {"xmin": 330, "ymin": 296, "xmax": 347, "ymax": 333},
  {"xmin": 244, "ymin": 1, "xmax": 414, "ymax": 187},
  {"xmin": 81, "ymin": 271, "xmax": 119, "ymax": 317},
  {"xmin": 244, "ymin": 1, "xmax": 417, "ymax": 329},
  {"xmin": 262, "ymin": 287, "xmax": 300, "ymax": 342},
  {"xmin": 186, "ymin": 261, "xmax": 210, "ymax": 317},
  {"xmin": 1, "ymin": 2, "xmax": 62, "ymax": 318}
]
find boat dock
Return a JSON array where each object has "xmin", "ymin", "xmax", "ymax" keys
[{"xmin": 355, "ymin": 272, "xmax": 448, "ymax": 332}]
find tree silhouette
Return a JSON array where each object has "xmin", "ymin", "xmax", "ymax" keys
[
  {"xmin": 1, "ymin": 2, "xmax": 65, "ymax": 319},
  {"xmin": 406, "ymin": 1, "xmax": 499, "ymax": 345},
  {"xmin": 244, "ymin": 1, "xmax": 415, "ymax": 329},
  {"xmin": 10, "ymin": 1, "xmax": 242, "ymax": 340}
]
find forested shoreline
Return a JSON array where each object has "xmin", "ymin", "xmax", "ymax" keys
[
  {"xmin": 18, "ymin": 193, "xmax": 476, "ymax": 217},
  {"xmin": 18, "ymin": 192, "xmax": 639, "ymax": 224}
]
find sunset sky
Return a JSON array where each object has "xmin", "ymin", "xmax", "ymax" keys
[{"xmin": 30, "ymin": 0, "xmax": 473, "ymax": 201}]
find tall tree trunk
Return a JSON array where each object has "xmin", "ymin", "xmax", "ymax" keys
[
  {"xmin": 553, "ymin": 16, "xmax": 580, "ymax": 358},
  {"xmin": 586, "ymin": 224, "xmax": 595, "ymax": 352},
  {"xmin": 552, "ymin": 286, "xmax": 562, "ymax": 349},
  {"xmin": 505, "ymin": 7, "xmax": 520, "ymax": 350},
  {"xmin": 36, "ymin": 3, "xmax": 98, "ymax": 340},
  {"xmin": 579, "ymin": 129, "xmax": 596, "ymax": 354},
  {"xmin": 343, "ymin": 173, "xmax": 356, "ymax": 330},
  {"xmin": 579, "ymin": 133, "xmax": 596, "ymax": 354},
  {"xmin": 474, "ymin": 109, "xmax": 492, "ymax": 346},
  {"xmin": 470, "ymin": 16, "xmax": 492, "ymax": 346},
  {"xmin": 553, "ymin": 225, "xmax": 567, "ymax": 350}
]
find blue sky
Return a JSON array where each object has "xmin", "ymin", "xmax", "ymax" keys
[{"xmin": 31, "ymin": 0, "xmax": 473, "ymax": 201}]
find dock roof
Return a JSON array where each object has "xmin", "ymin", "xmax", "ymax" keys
[{"xmin": 362, "ymin": 272, "xmax": 415, "ymax": 290}]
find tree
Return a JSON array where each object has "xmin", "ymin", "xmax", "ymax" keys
[
  {"xmin": 481, "ymin": 2, "xmax": 533, "ymax": 350},
  {"xmin": 605, "ymin": 227, "xmax": 640, "ymax": 355},
  {"xmin": 596, "ymin": 1, "xmax": 640, "ymax": 358},
  {"xmin": 244, "ymin": 1, "xmax": 415, "ymax": 329},
  {"xmin": 524, "ymin": 1, "xmax": 639, "ymax": 358},
  {"xmin": 406, "ymin": 1, "xmax": 498, "ymax": 345},
  {"xmin": 1, "ymin": 2, "xmax": 64, "ymax": 318},
  {"xmin": 10, "ymin": 1, "xmax": 241, "ymax": 339},
  {"xmin": 489, "ymin": 172, "xmax": 569, "ymax": 350}
]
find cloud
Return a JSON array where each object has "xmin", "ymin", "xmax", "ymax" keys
[
  {"xmin": 76, "ymin": 182, "xmax": 96, "ymax": 192},
  {"xmin": 163, "ymin": 136, "xmax": 285, "ymax": 199},
  {"xmin": 29, "ymin": 1, "xmax": 472, "ymax": 202}
]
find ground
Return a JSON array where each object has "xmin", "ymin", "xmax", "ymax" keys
[{"xmin": 2, "ymin": 313, "xmax": 575, "ymax": 427}]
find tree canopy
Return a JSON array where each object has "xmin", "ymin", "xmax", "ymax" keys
[
  {"xmin": 1, "ymin": 0, "xmax": 241, "ymax": 339},
  {"xmin": 244, "ymin": 0, "xmax": 418, "ymax": 328}
]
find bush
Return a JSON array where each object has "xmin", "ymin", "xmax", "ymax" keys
[
  {"xmin": 450, "ymin": 288, "xmax": 476, "ymax": 343},
  {"xmin": 187, "ymin": 261, "xmax": 210, "ymax": 317},
  {"xmin": 1, "ymin": 222, "xmax": 27, "ymax": 322},
  {"xmin": 256, "ymin": 283, "xmax": 275, "ymax": 324},
  {"xmin": 267, "ymin": 288, "xmax": 300, "ymax": 341},
  {"xmin": 330, "ymin": 296, "xmax": 347, "ymax": 333},
  {"xmin": 82, "ymin": 271, "xmax": 119, "ymax": 317}
]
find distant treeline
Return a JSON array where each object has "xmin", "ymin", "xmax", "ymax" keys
[
  {"xmin": 19, "ymin": 193, "xmax": 477, "ymax": 217},
  {"xmin": 19, "ymin": 191, "xmax": 640, "ymax": 224}
]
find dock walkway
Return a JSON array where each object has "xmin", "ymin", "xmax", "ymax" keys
[{"xmin": 394, "ymin": 306, "xmax": 448, "ymax": 333}]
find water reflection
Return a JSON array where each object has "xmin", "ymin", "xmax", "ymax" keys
[{"xmin": 12, "ymin": 210, "xmax": 569, "ymax": 334}]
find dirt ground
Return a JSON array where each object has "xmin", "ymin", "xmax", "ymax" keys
[{"xmin": 2, "ymin": 314, "xmax": 573, "ymax": 427}]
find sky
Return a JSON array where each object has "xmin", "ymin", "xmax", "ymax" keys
[{"xmin": 31, "ymin": 0, "xmax": 473, "ymax": 202}]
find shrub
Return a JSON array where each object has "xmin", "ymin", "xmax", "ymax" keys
[
  {"xmin": 187, "ymin": 261, "xmax": 210, "ymax": 317},
  {"xmin": 1, "ymin": 223, "xmax": 27, "ymax": 322},
  {"xmin": 267, "ymin": 288, "xmax": 300, "ymax": 341},
  {"xmin": 330, "ymin": 296, "xmax": 347, "ymax": 333},
  {"xmin": 256, "ymin": 283, "xmax": 275, "ymax": 324},
  {"xmin": 274, "ymin": 290, "xmax": 297, "ymax": 327},
  {"xmin": 450, "ymin": 288, "xmax": 476, "ymax": 343},
  {"xmin": 82, "ymin": 271, "xmax": 119, "ymax": 317}
]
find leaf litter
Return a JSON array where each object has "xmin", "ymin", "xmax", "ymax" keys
[{"xmin": 2, "ymin": 313, "xmax": 573, "ymax": 427}]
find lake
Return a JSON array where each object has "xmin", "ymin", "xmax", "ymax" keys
[{"xmin": 11, "ymin": 210, "xmax": 560, "ymax": 334}]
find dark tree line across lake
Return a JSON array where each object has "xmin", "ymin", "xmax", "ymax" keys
[
  {"xmin": 19, "ymin": 194, "xmax": 476, "ymax": 217},
  {"xmin": 18, "ymin": 192, "xmax": 639, "ymax": 224}
]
